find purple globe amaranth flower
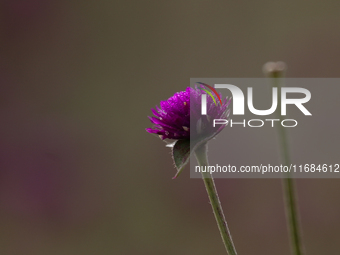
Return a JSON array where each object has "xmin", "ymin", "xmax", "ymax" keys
[{"xmin": 146, "ymin": 85, "xmax": 231, "ymax": 142}]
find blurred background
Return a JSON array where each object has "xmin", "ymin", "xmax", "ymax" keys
[{"xmin": 0, "ymin": 1, "xmax": 340, "ymax": 254}]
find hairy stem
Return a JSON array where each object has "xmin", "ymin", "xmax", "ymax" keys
[{"xmin": 194, "ymin": 142, "xmax": 237, "ymax": 255}]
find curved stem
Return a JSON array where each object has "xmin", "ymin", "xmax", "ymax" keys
[{"xmin": 194, "ymin": 142, "xmax": 237, "ymax": 255}]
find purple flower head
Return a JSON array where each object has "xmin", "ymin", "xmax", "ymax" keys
[{"xmin": 146, "ymin": 85, "xmax": 230, "ymax": 142}]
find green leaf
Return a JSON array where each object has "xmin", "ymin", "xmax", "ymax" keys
[
  {"xmin": 170, "ymin": 123, "xmax": 227, "ymax": 179},
  {"xmin": 172, "ymin": 139, "xmax": 191, "ymax": 179},
  {"xmin": 171, "ymin": 132, "xmax": 221, "ymax": 179}
]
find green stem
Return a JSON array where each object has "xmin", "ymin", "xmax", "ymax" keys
[
  {"xmin": 194, "ymin": 142, "xmax": 237, "ymax": 255},
  {"xmin": 278, "ymin": 112, "xmax": 304, "ymax": 255},
  {"xmin": 272, "ymin": 76, "xmax": 304, "ymax": 255}
]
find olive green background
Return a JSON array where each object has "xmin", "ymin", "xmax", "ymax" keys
[{"xmin": 0, "ymin": 1, "xmax": 339, "ymax": 254}]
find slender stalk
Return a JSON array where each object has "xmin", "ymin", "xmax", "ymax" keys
[
  {"xmin": 265, "ymin": 62, "xmax": 304, "ymax": 255},
  {"xmin": 277, "ymin": 91, "xmax": 304, "ymax": 255},
  {"xmin": 194, "ymin": 142, "xmax": 237, "ymax": 255},
  {"xmin": 278, "ymin": 107, "xmax": 303, "ymax": 255}
]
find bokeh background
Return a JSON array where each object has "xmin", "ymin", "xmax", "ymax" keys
[{"xmin": 0, "ymin": 1, "xmax": 340, "ymax": 254}]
